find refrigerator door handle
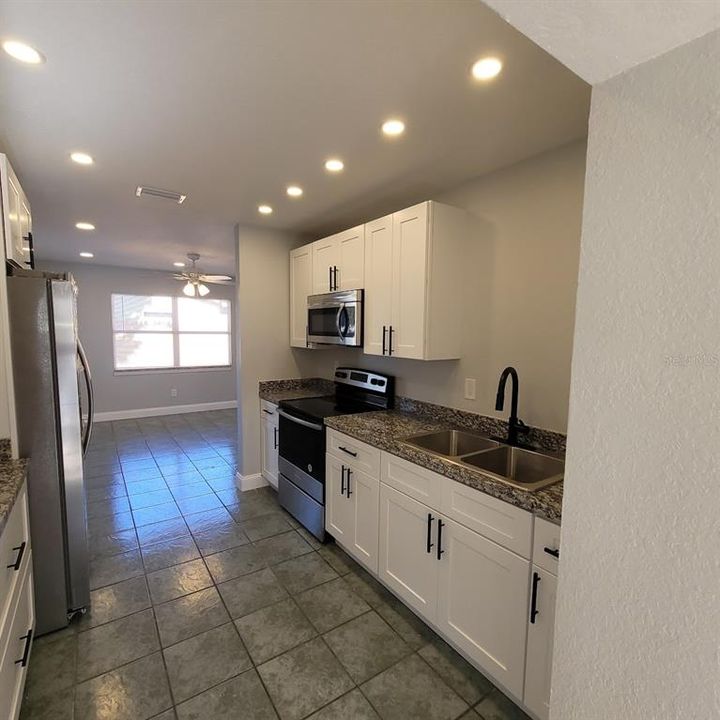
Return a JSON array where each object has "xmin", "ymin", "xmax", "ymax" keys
[{"xmin": 77, "ymin": 340, "xmax": 94, "ymax": 456}]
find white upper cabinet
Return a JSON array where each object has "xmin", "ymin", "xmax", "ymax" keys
[
  {"xmin": 364, "ymin": 201, "xmax": 466, "ymax": 360},
  {"xmin": 1, "ymin": 155, "xmax": 33, "ymax": 269},
  {"xmin": 364, "ymin": 214, "xmax": 393, "ymax": 356},
  {"xmin": 311, "ymin": 225, "xmax": 365, "ymax": 294},
  {"xmin": 289, "ymin": 245, "xmax": 313, "ymax": 348}
]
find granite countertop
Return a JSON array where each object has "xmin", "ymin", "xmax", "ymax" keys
[
  {"xmin": 324, "ymin": 410, "xmax": 563, "ymax": 524},
  {"xmin": 259, "ymin": 378, "xmax": 335, "ymax": 405},
  {"xmin": 0, "ymin": 439, "xmax": 28, "ymax": 536}
]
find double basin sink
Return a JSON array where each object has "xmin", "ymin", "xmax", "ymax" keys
[{"xmin": 402, "ymin": 430, "xmax": 563, "ymax": 491}]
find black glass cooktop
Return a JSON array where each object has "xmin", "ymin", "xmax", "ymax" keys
[{"xmin": 279, "ymin": 395, "xmax": 380, "ymax": 423}]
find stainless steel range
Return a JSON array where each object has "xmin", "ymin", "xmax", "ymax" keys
[{"xmin": 277, "ymin": 368, "xmax": 394, "ymax": 541}]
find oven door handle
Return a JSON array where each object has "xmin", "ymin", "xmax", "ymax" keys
[{"xmin": 277, "ymin": 409, "xmax": 324, "ymax": 432}]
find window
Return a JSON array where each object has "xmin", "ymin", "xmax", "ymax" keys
[{"xmin": 111, "ymin": 294, "xmax": 231, "ymax": 371}]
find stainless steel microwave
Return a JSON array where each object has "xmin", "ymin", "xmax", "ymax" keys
[{"xmin": 307, "ymin": 289, "xmax": 363, "ymax": 346}]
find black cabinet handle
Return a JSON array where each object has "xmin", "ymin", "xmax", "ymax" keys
[
  {"xmin": 262, "ymin": 409, "xmax": 273, "ymax": 415},
  {"xmin": 328, "ymin": 266, "xmax": 333, "ymax": 291},
  {"xmin": 7, "ymin": 542, "xmax": 26, "ymax": 571},
  {"xmin": 436, "ymin": 519, "xmax": 445, "ymax": 560},
  {"xmin": 338, "ymin": 446, "xmax": 357, "ymax": 458},
  {"xmin": 543, "ymin": 546, "xmax": 559, "ymax": 559},
  {"xmin": 273, "ymin": 427, "xmax": 278, "ymax": 450},
  {"xmin": 340, "ymin": 465, "xmax": 346, "ymax": 495},
  {"xmin": 530, "ymin": 571, "xmax": 541, "ymax": 624},
  {"xmin": 382, "ymin": 326, "xmax": 387, "ymax": 355},
  {"xmin": 15, "ymin": 628, "xmax": 32, "ymax": 667},
  {"xmin": 346, "ymin": 468, "xmax": 353, "ymax": 497},
  {"xmin": 426, "ymin": 513, "xmax": 434, "ymax": 553},
  {"xmin": 388, "ymin": 326, "xmax": 394, "ymax": 356},
  {"xmin": 333, "ymin": 266, "xmax": 339, "ymax": 290}
]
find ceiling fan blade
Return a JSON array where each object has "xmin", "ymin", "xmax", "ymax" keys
[
  {"xmin": 199, "ymin": 274, "xmax": 234, "ymax": 284},
  {"xmin": 172, "ymin": 274, "xmax": 189, "ymax": 280}
]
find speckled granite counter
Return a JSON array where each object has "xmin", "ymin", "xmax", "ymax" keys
[
  {"xmin": 0, "ymin": 439, "xmax": 28, "ymax": 535},
  {"xmin": 259, "ymin": 378, "xmax": 335, "ymax": 404},
  {"xmin": 325, "ymin": 410, "xmax": 563, "ymax": 523}
]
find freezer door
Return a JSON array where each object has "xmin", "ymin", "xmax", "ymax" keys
[{"xmin": 50, "ymin": 279, "xmax": 90, "ymax": 614}]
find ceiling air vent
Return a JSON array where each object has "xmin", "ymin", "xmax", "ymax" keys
[{"xmin": 135, "ymin": 186, "xmax": 187, "ymax": 204}]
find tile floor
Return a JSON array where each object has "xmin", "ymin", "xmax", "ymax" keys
[{"xmin": 20, "ymin": 410, "xmax": 530, "ymax": 720}]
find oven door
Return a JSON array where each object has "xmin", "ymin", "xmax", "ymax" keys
[
  {"xmin": 307, "ymin": 299, "xmax": 361, "ymax": 346},
  {"xmin": 278, "ymin": 410, "xmax": 326, "ymax": 486}
]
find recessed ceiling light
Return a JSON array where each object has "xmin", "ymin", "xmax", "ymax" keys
[
  {"xmin": 70, "ymin": 152, "xmax": 94, "ymax": 166},
  {"xmin": 79, "ymin": 252, "xmax": 94, "ymax": 258},
  {"xmin": 381, "ymin": 119, "xmax": 405, "ymax": 137},
  {"xmin": 286, "ymin": 186, "xmax": 303, "ymax": 198},
  {"xmin": 75, "ymin": 222, "xmax": 95, "ymax": 230},
  {"xmin": 324, "ymin": 159, "xmax": 344, "ymax": 173},
  {"xmin": 173, "ymin": 261, "xmax": 186, "ymax": 267},
  {"xmin": 2, "ymin": 40, "xmax": 45, "ymax": 65},
  {"xmin": 258, "ymin": 205, "xmax": 273, "ymax": 215},
  {"xmin": 472, "ymin": 56, "xmax": 503, "ymax": 81}
]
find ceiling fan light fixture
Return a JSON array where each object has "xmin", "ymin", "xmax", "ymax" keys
[
  {"xmin": 198, "ymin": 284, "xmax": 210, "ymax": 297},
  {"xmin": 183, "ymin": 281, "xmax": 196, "ymax": 297}
]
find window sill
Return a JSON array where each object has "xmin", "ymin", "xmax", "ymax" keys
[{"xmin": 113, "ymin": 366, "xmax": 232, "ymax": 377}]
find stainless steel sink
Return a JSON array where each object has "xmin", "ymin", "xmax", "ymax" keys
[
  {"xmin": 402, "ymin": 430, "xmax": 500, "ymax": 457},
  {"xmin": 461, "ymin": 445, "xmax": 564, "ymax": 491}
]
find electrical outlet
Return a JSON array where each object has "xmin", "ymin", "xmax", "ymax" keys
[
  {"xmin": 464, "ymin": 378, "xmax": 476, "ymax": 401},
  {"xmin": 170, "ymin": 388, "xmax": 178, "ymax": 398}
]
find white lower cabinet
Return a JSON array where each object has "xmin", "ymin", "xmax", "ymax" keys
[
  {"xmin": 260, "ymin": 402, "xmax": 279, "ymax": 489},
  {"xmin": 326, "ymin": 453, "xmax": 380, "ymax": 573},
  {"xmin": 524, "ymin": 564, "xmax": 558, "ymax": 720},
  {"xmin": 437, "ymin": 517, "xmax": 530, "ymax": 698},
  {"xmin": 378, "ymin": 483, "xmax": 439, "ymax": 620}
]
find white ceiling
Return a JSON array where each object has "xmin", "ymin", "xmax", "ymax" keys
[
  {"xmin": 0, "ymin": 0, "xmax": 590, "ymax": 274},
  {"xmin": 484, "ymin": 0, "xmax": 720, "ymax": 84}
]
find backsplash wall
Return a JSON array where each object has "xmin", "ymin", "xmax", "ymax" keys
[{"xmin": 293, "ymin": 140, "xmax": 587, "ymax": 434}]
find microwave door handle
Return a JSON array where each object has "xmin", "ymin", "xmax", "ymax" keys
[{"xmin": 336, "ymin": 304, "xmax": 348, "ymax": 340}]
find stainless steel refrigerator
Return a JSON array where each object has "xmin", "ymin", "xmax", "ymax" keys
[{"xmin": 7, "ymin": 269, "xmax": 94, "ymax": 635}]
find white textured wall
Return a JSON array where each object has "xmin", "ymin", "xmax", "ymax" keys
[
  {"xmin": 552, "ymin": 30, "xmax": 720, "ymax": 719},
  {"xmin": 40, "ymin": 262, "xmax": 237, "ymax": 414},
  {"xmin": 295, "ymin": 141, "xmax": 586, "ymax": 433},
  {"xmin": 235, "ymin": 225, "xmax": 302, "ymax": 477}
]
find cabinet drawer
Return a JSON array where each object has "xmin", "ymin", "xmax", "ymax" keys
[
  {"xmin": 327, "ymin": 429, "xmax": 380, "ymax": 478},
  {"xmin": 440, "ymin": 478, "xmax": 533, "ymax": 558},
  {"xmin": 260, "ymin": 400, "xmax": 278, "ymax": 422},
  {"xmin": 532, "ymin": 517, "xmax": 560, "ymax": 575},
  {"xmin": 0, "ymin": 557, "xmax": 34, "ymax": 720},
  {"xmin": 0, "ymin": 485, "xmax": 30, "ymax": 634},
  {"xmin": 380, "ymin": 453, "xmax": 443, "ymax": 509}
]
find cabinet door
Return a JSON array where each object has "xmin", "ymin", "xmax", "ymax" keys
[
  {"xmin": 325, "ymin": 455, "xmax": 354, "ymax": 544},
  {"xmin": 391, "ymin": 202, "xmax": 428, "ymax": 359},
  {"xmin": 348, "ymin": 466, "xmax": 379, "ymax": 574},
  {"xmin": 1, "ymin": 157, "xmax": 26, "ymax": 267},
  {"xmin": 437, "ymin": 516, "xmax": 530, "ymax": 698},
  {"xmin": 336, "ymin": 225, "xmax": 365, "ymax": 291},
  {"xmin": 363, "ymin": 215, "xmax": 393, "ymax": 356},
  {"xmin": 524, "ymin": 567, "xmax": 557, "ymax": 720},
  {"xmin": 290, "ymin": 245, "xmax": 313, "ymax": 347},
  {"xmin": 312, "ymin": 235, "xmax": 339, "ymax": 293},
  {"xmin": 261, "ymin": 413, "xmax": 279, "ymax": 489},
  {"xmin": 379, "ymin": 483, "xmax": 438, "ymax": 623}
]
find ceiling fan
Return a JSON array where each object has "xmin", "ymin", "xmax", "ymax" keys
[{"xmin": 173, "ymin": 253, "xmax": 234, "ymax": 297}]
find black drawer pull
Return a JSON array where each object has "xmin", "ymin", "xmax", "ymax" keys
[
  {"xmin": 530, "ymin": 572, "xmax": 541, "ymax": 624},
  {"xmin": 346, "ymin": 468, "xmax": 353, "ymax": 497},
  {"xmin": 337, "ymin": 446, "xmax": 357, "ymax": 458},
  {"xmin": 426, "ymin": 513, "xmax": 434, "ymax": 553},
  {"xmin": 262, "ymin": 408, "xmax": 273, "ymax": 415},
  {"xmin": 7, "ymin": 541, "xmax": 26, "ymax": 571},
  {"xmin": 15, "ymin": 628, "xmax": 33, "ymax": 667},
  {"xmin": 543, "ymin": 546, "xmax": 559, "ymax": 559},
  {"xmin": 436, "ymin": 519, "xmax": 445, "ymax": 560}
]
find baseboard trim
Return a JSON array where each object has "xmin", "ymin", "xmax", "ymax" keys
[
  {"xmin": 235, "ymin": 471, "xmax": 268, "ymax": 492},
  {"xmin": 94, "ymin": 400, "xmax": 237, "ymax": 422}
]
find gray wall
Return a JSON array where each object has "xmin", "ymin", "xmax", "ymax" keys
[
  {"xmin": 41, "ymin": 261, "xmax": 236, "ymax": 415},
  {"xmin": 552, "ymin": 31, "xmax": 719, "ymax": 719},
  {"xmin": 295, "ymin": 141, "xmax": 586, "ymax": 433}
]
